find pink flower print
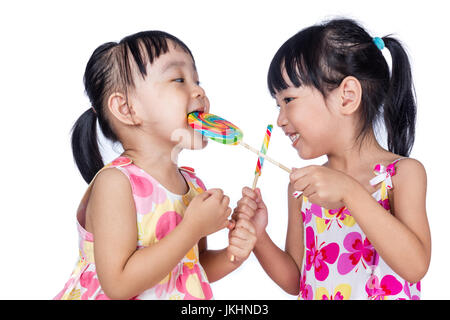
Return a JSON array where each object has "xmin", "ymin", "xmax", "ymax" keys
[
  {"xmin": 329, "ymin": 207, "xmax": 350, "ymax": 222},
  {"xmin": 401, "ymin": 281, "xmax": 420, "ymax": 300},
  {"xmin": 333, "ymin": 292, "xmax": 344, "ymax": 300},
  {"xmin": 298, "ymin": 269, "xmax": 313, "ymax": 300},
  {"xmin": 305, "ymin": 226, "xmax": 339, "ymax": 281},
  {"xmin": 365, "ymin": 275, "xmax": 403, "ymax": 300},
  {"xmin": 386, "ymin": 163, "xmax": 396, "ymax": 176},
  {"xmin": 315, "ymin": 284, "xmax": 352, "ymax": 300},
  {"xmin": 155, "ymin": 211, "xmax": 183, "ymax": 240},
  {"xmin": 337, "ymin": 232, "xmax": 378, "ymax": 275},
  {"xmin": 320, "ymin": 291, "xmax": 344, "ymax": 300},
  {"xmin": 79, "ymin": 271, "xmax": 109, "ymax": 300},
  {"xmin": 327, "ymin": 207, "xmax": 351, "ymax": 229},
  {"xmin": 301, "ymin": 203, "xmax": 322, "ymax": 225},
  {"xmin": 378, "ymin": 198, "xmax": 390, "ymax": 211},
  {"xmin": 176, "ymin": 264, "xmax": 212, "ymax": 300}
]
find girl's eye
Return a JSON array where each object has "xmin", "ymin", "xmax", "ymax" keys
[
  {"xmin": 283, "ymin": 97, "xmax": 294, "ymax": 104},
  {"xmin": 173, "ymin": 78, "xmax": 185, "ymax": 83}
]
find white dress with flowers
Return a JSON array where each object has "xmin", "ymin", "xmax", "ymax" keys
[
  {"xmin": 298, "ymin": 159, "xmax": 421, "ymax": 300},
  {"xmin": 55, "ymin": 156, "xmax": 213, "ymax": 300}
]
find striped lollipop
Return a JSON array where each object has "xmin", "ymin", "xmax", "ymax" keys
[
  {"xmin": 253, "ymin": 124, "xmax": 273, "ymax": 189},
  {"xmin": 255, "ymin": 125, "xmax": 273, "ymax": 176},
  {"xmin": 188, "ymin": 112, "xmax": 243, "ymax": 145}
]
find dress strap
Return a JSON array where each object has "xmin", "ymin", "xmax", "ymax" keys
[{"xmin": 369, "ymin": 158, "xmax": 406, "ymax": 190}]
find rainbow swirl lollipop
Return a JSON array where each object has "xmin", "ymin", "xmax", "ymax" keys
[
  {"xmin": 188, "ymin": 111, "xmax": 291, "ymax": 174},
  {"xmin": 188, "ymin": 112, "xmax": 243, "ymax": 145}
]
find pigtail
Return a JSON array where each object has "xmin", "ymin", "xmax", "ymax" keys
[
  {"xmin": 71, "ymin": 108, "xmax": 103, "ymax": 183},
  {"xmin": 383, "ymin": 36, "xmax": 417, "ymax": 157}
]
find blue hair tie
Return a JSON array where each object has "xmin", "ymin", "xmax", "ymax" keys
[{"xmin": 373, "ymin": 37, "xmax": 385, "ymax": 50}]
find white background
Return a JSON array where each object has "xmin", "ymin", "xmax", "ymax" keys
[{"xmin": 1, "ymin": 0, "xmax": 449, "ymax": 299}]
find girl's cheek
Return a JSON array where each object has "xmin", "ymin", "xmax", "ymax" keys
[{"xmin": 286, "ymin": 108, "xmax": 302, "ymax": 127}]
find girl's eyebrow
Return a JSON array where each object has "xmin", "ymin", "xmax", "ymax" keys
[
  {"xmin": 161, "ymin": 60, "xmax": 197, "ymax": 73},
  {"xmin": 161, "ymin": 60, "xmax": 186, "ymax": 73}
]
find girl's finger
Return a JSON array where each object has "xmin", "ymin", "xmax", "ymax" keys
[
  {"xmin": 302, "ymin": 184, "xmax": 316, "ymax": 199},
  {"xmin": 242, "ymin": 187, "xmax": 257, "ymax": 200},
  {"xmin": 227, "ymin": 219, "xmax": 236, "ymax": 230},
  {"xmin": 292, "ymin": 173, "xmax": 312, "ymax": 191},
  {"xmin": 222, "ymin": 195, "xmax": 230, "ymax": 207},
  {"xmin": 235, "ymin": 218, "xmax": 256, "ymax": 234},
  {"xmin": 224, "ymin": 207, "xmax": 232, "ymax": 218},
  {"xmin": 229, "ymin": 236, "xmax": 248, "ymax": 248},
  {"xmin": 289, "ymin": 165, "xmax": 314, "ymax": 183},
  {"xmin": 231, "ymin": 226, "xmax": 256, "ymax": 240},
  {"xmin": 236, "ymin": 213, "xmax": 252, "ymax": 221},
  {"xmin": 231, "ymin": 209, "xmax": 239, "ymax": 221},
  {"xmin": 235, "ymin": 204, "xmax": 254, "ymax": 218},
  {"xmin": 239, "ymin": 197, "xmax": 258, "ymax": 211},
  {"xmin": 254, "ymin": 188, "xmax": 268, "ymax": 209}
]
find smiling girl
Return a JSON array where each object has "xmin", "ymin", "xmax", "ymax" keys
[{"xmin": 235, "ymin": 19, "xmax": 430, "ymax": 300}]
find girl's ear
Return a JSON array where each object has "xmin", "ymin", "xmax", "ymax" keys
[
  {"xmin": 338, "ymin": 76, "xmax": 362, "ymax": 115},
  {"xmin": 107, "ymin": 92, "xmax": 142, "ymax": 126}
]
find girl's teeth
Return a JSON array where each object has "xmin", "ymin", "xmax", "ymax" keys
[{"xmin": 290, "ymin": 134, "xmax": 300, "ymax": 143}]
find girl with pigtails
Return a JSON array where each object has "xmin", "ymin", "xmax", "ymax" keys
[
  {"xmin": 237, "ymin": 19, "xmax": 431, "ymax": 300},
  {"xmin": 55, "ymin": 31, "xmax": 257, "ymax": 300}
]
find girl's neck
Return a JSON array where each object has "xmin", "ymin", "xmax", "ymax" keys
[
  {"xmin": 325, "ymin": 131, "xmax": 392, "ymax": 175},
  {"xmin": 122, "ymin": 147, "xmax": 178, "ymax": 172},
  {"xmin": 120, "ymin": 138, "xmax": 189, "ymax": 195}
]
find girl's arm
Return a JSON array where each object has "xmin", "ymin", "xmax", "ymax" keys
[
  {"xmin": 343, "ymin": 159, "xmax": 431, "ymax": 283},
  {"xmin": 252, "ymin": 184, "xmax": 303, "ymax": 295},
  {"xmin": 88, "ymin": 168, "xmax": 230, "ymax": 299},
  {"xmin": 198, "ymin": 238, "xmax": 234, "ymax": 282},
  {"xmin": 198, "ymin": 239, "xmax": 238, "ymax": 283}
]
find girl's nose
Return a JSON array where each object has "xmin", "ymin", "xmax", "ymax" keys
[
  {"xmin": 191, "ymin": 83, "xmax": 206, "ymax": 99},
  {"xmin": 192, "ymin": 83, "xmax": 209, "ymax": 111},
  {"xmin": 277, "ymin": 107, "xmax": 288, "ymax": 128}
]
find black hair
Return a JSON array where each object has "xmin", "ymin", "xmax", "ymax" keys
[
  {"xmin": 268, "ymin": 18, "xmax": 416, "ymax": 157},
  {"xmin": 71, "ymin": 31, "xmax": 194, "ymax": 183}
]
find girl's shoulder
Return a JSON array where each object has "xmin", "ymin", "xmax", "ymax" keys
[
  {"xmin": 89, "ymin": 157, "xmax": 134, "ymax": 196},
  {"xmin": 390, "ymin": 157, "xmax": 426, "ymax": 181},
  {"xmin": 90, "ymin": 165, "xmax": 133, "ymax": 199},
  {"xmin": 389, "ymin": 157, "xmax": 427, "ymax": 190}
]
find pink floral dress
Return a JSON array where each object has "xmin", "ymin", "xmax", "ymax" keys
[
  {"xmin": 55, "ymin": 156, "xmax": 213, "ymax": 300},
  {"xmin": 298, "ymin": 159, "xmax": 421, "ymax": 300}
]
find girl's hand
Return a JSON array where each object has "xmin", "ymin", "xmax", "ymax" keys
[
  {"xmin": 227, "ymin": 218, "xmax": 257, "ymax": 263},
  {"xmin": 184, "ymin": 188, "xmax": 232, "ymax": 239},
  {"xmin": 290, "ymin": 165, "xmax": 355, "ymax": 209},
  {"xmin": 233, "ymin": 187, "xmax": 268, "ymax": 240}
]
